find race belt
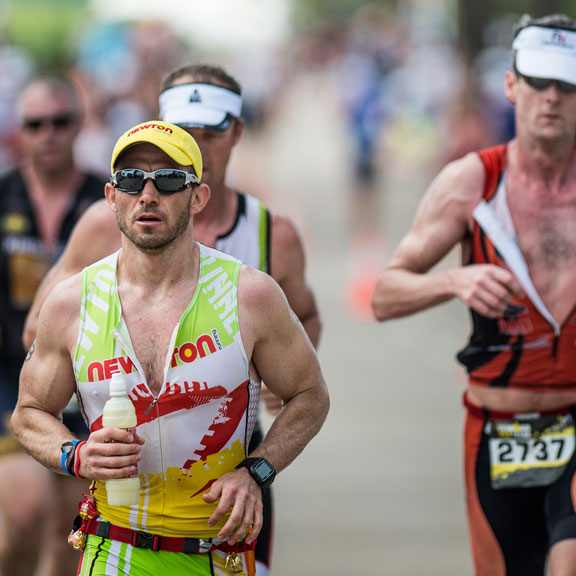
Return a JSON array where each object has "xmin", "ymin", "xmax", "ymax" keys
[
  {"xmin": 86, "ymin": 518, "xmax": 230, "ymax": 552},
  {"xmin": 486, "ymin": 412, "xmax": 576, "ymax": 489},
  {"xmin": 68, "ymin": 494, "xmax": 256, "ymax": 574},
  {"xmin": 75, "ymin": 516, "xmax": 253, "ymax": 554}
]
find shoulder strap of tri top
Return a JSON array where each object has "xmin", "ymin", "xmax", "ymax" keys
[
  {"xmin": 239, "ymin": 192, "xmax": 271, "ymax": 274},
  {"xmin": 477, "ymin": 144, "xmax": 507, "ymax": 201}
]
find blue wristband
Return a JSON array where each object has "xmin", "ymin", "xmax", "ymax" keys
[{"xmin": 60, "ymin": 440, "xmax": 80, "ymax": 476}]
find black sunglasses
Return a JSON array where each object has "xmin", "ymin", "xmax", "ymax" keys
[
  {"xmin": 111, "ymin": 169, "xmax": 200, "ymax": 195},
  {"xmin": 516, "ymin": 72, "xmax": 576, "ymax": 94},
  {"xmin": 22, "ymin": 114, "xmax": 77, "ymax": 131}
]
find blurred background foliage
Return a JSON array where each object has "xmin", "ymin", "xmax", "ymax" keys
[
  {"xmin": 1, "ymin": 0, "xmax": 91, "ymax": 68},
  {"xmin": 293, "ymin": 0, "xmax": 576, "ymax": 58},
  {"xmin": 2, "ymin": 0, "xmax": 575, "ymax": 69}
]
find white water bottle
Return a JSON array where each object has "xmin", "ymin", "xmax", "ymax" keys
[{"xmin": 102, "ymin": 372, "xmax": 140, "ymax": 506}]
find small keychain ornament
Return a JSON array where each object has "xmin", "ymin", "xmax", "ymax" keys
[{"xmin": 225, "ymin": 552, "xmax": 244, "ymax": 573}]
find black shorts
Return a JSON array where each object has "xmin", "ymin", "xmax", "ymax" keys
[{"xmin": 465, "ymin": 406, "xmax": 576, "ymax": 576}]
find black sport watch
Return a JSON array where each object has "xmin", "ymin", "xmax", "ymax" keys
[{"xmin": 235, "ymin": 457, "xmax": 276, "ymax": 490}]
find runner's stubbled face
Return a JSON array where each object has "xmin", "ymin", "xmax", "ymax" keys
[{"xmin": 112, "ymin": 143, "xmax": 194, "ymax": 252}]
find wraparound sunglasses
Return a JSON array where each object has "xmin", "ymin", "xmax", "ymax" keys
[
  {"xmin": 516, "ymin": 71, "xmax": 576, "ymax": 94},
  {"xmin": 111, "ymin": 169, "xmax": 200, "ymax": 194}
]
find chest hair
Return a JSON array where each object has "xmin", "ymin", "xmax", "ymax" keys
[
  {"xmin": 508, "ymin": 184, "xmax": 576, "ymax": 321},
  {"xmin": 122, "ymin": 292, "xmax": 192, "ymax": 395}
]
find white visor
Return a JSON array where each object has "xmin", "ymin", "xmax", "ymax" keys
[
  {"xmin": 513, "ymin": 26, "xmax": 576, "ymax": 85},
  {"xmin": 159, "ymin": 84, "xmax": 243, "ymax": 129}
]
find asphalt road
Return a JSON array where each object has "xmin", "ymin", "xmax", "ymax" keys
[{"xmin": 232, "ymin": 70, "xmax": 475, "ymax": 576}]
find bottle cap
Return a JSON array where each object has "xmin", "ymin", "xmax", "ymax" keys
[{"xmin": 109, "ymin": 372, "xmax": 127, "ymax": 397}]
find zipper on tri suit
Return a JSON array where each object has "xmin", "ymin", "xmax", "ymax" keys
[
  {"xmin": 144, "ymin": 396, "xmax": 158, "ymax": 416},
  {"xmin": 552, "ymin": 328, "xmax": 560, "ymax": 358}
]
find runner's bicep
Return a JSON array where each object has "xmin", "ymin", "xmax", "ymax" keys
[{"xmin": 19, "ymin": 278, "xmax": 80, "ymax": 415}]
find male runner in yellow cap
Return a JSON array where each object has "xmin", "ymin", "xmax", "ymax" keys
[{"xmin": 13, "ymin": 121, "xmax": 329, "ymax": 576}]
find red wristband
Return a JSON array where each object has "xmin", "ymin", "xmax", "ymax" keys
[{"xmin": 73, "ymin": 441, "xmax": 87, "ymax": 479}]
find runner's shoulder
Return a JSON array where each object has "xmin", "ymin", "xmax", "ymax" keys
[
  {"xmin": 439, "ymin": 151, "xmax": 485, "ymax": 190},
  {"xmin": 82, "ymin": 198, "xmax": 117, "ymax": 231},
  {"xmin": 269, "ymin": 212, "xmax": 305, "ymax": 257},
  {"xmin": 427, "ymin": 151, "xmax": 486, "ymax": 212},
  {"xmin": 37, "ymin": 273, "xmax": 83, "ymax": 343}
]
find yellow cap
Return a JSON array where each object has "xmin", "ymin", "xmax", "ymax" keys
[{"xmin": 110, "ymin": 121, "xmax": 202, "ymax": 179}]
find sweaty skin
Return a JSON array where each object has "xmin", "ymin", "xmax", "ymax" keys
[{"xmin": 12, "ymin": 143, "xmax": 329, "ymax": 550}]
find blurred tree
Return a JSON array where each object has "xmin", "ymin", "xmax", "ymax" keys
[
  {"xmin": 292, "ymin": 0, "xmax": 398, "ymax": 26},
  {"xmin": 458, "ymin": 0, "xmax": 575, "ymax": 62},
  {"xmin": 3, "ymin": 0, "xmax": 91, "ymax": 69},
  {"xmin": 292, "ymin": 0, "xmax": 574, "ymax": 63},
  {"xmin": 458, "ymin": 0, "xmax": 492, "ymax": 63}
]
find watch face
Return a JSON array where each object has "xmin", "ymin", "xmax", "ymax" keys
[{"xmin": 252, "ymin": 459, "xmax": 275, "ymax": 482}]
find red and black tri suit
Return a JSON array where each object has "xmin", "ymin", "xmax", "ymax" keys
[{"xmin": 457, "ymin": 144, "xmax": 576, "ymax": 576}]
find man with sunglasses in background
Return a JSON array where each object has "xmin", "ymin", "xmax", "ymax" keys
[
  {"xmin": 0, "ymin": 74, "xmax": 105, "ymax": 576},
  {"xmin": 371, "ymin": 13, "xmax": 576, "ymax": 576},
  {"xmin": 11, "ymin": 120, "xmax": 329, "ymax": 576},
  {"xmin": 22, "ymin": 64, "xmax": 320, "ymax": 575}
]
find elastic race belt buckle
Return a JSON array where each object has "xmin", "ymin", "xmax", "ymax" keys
[
  {"xmin": 132, "ymin": 530, "xmax": 160, "ymax": 551},
  {"xmin": 198, "ymin": 539, "xmax": 213, "ymax": 554}
]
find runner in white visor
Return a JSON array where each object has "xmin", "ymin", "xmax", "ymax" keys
[
  {"xmin": 159, "ymin": 83, "xmax": 243, "ymax": 130},
  {"xmin": 512, "ymin": 24, "xmax": 576, "ymax": 91}
]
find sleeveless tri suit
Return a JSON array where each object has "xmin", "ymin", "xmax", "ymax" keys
[
  {"xmin": 75, "ymin": 244, "xmax": 258, "ymax": 575},
  {"xmin": 457, "ymin": 144, "xmax": 576, "ymax": 576},
  {"xmin": 75, "ymin": 192, "xmax": 272, "ymax": 575},
  {"xmin": 215, "ymin": 193, "xmax": 270, "ymax": 275}
]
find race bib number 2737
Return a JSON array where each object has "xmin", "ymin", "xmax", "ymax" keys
[{"xmin": 487, "ymin": 413, "xmax": 575, "ymax": 490}]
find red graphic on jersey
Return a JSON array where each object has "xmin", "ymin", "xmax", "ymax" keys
[
  {"xmin": 498, "ymin": 317, "xmax": 534, "ymax": 335},
  {"xmin": 183, "ymin": 380, "xmax": 249, "ymax": 467},
  {"xmin": 170, "ymin": 335, "xmax": 217, "ymax": 367},
  {"xmin": 90, "ymin": 380, "xmax": 249, "ymax": 443},
  {"xmin": 87, "ymin": 356, "xmax": 137, "ymax": 382},
  {"xmin": 192, "ymin": 478, "xmax": 217, "ymax": 499},
  {"xmin": 87, "ymin": 336, "xmax": 218, "ymax": 383}
]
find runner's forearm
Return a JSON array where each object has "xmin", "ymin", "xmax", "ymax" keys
[
  {"xmin": 252, "ymin": 383, "xmax": 329, "ymax": 472},
  {"xmin": 300, "ymin": 312, "xmax": 321, "ymax": 349},
  {"xmin": 371, "ymin": 267, "xmax": 457, "ymax": 321},
  {"xmin": 12, "ymin": 405, "xmax": 75, "ymax": 474}
]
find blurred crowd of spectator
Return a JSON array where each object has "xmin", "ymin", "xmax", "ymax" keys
[
  {"xmin": 288, "ymin": 4, "xmax": 517, "ymax": 187},
  {"xmin": 0, "ymin": 19, "xmax": 190, "ymax": 176},
  {"xmin": 0, "ymin": 4, "xmax": 519, "ymax": 183}
]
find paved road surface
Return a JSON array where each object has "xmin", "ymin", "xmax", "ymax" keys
[{"xmin": 232, "ymin": 71, "xmax": 475, "ymax": 576}]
